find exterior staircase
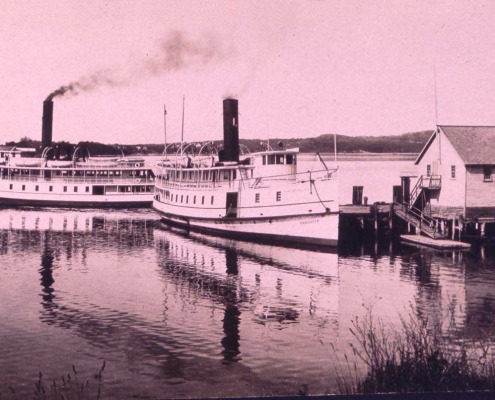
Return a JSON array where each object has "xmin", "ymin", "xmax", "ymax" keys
[
  {"xmin": 409, "ymin": 175, "xmax": 442, "ymax": 208},
  {"xmin": 393, "ymin": 174, "xmax": 447, "ymax": 239},
  {"xmin": 393, "ymin": 203, "xmax": 448, "ymax": 239}
]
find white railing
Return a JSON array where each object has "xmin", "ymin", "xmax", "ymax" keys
[
  {"xmin": 1, "ymin": 175, "xmax": 155, "ymax": 185},
  {"xmin": 155, "ymin": 168, "xmax": 337, "ymax": 190}
]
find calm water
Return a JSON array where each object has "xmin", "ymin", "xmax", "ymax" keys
[{"xmin": 1, "ymin": 160, "xmax": 495, "ymax": 398}]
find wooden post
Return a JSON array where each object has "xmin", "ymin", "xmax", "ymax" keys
[
  {"xmin": 452, "ymin": 218, "xmax": 456, "ymax": 240},
  {"xmin": 389, "ymin": 204, "xmax": 394, "ymax": 232},
  {"xmin": 374, "ymin": 205, "xmax": 378, "ymax": 232},
  {"xmin": 481, "ymin": 222, "xmax": 486, "ymax": 237}
]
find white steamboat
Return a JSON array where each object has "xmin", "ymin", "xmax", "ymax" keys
[
  {"xmin": 0, "ymin": 98, "xmax": 154, "ymax": 208},
  {"xmin": 0, "ymin": 147, "xmax": 154, "ymax": 208},
  {"xmin": 152, "ymin": 98, "xmax": 339, "ymax": 247}
]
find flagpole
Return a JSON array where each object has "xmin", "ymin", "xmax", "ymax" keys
[{"xmin": 163, "ymin": 104, "xmax": 167, "ymax": 161}]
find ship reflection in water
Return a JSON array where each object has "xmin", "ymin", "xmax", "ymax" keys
[{"xmin": 0, "ymin": 208, "xmax": 495, "ymax": 398}]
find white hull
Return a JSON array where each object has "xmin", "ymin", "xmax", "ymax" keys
[{"xmin": 155, "ymin": 208, "xmax": 338, "ymax": 246}]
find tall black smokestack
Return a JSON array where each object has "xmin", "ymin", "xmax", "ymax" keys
[
  {"xmin": 41, "ymin": 100, "xmax": 53, "ymax": 150},
  {"xmin": 223, "ymin": 98, "xmax": 239, "ymax": 162}
]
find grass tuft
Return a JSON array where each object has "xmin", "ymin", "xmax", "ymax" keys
[{"xmin": 349, "ymin": 309, "xmax": 495, "ymax": 393}]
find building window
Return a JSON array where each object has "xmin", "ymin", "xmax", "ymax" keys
[
  {"xmin": 202, "ymin": 196, "xmax": 205, "ymax": 205},
  {"xmin": 276, "ymin": 191, "xmax": 281, "ymax": 201},
  {"xmin": 193, "ymin": 195, "xmax": 196, "ymax": 204},
  {"xmin": 49, "ymin": 186, "xmax": 53, "ymax": 192},
  {"xmin": 22, "ymin": 185, "xmax": 25, "ymax": 191},
  {"xmin": 74, "ymin": 186, "xmax": 78, "ymax": 193},
  {"xmin": 211, "ymin": 196, "xmax": 214, "ymax": 205},
  {"xmin": 484, "ymin": 166, "xmax": 493, "ymax": 182},
  {"xmin": 35, "ymin": 185, "xmax": 39, "ymax": 191},
  {"xmin": 451, "ymin": 165, "xmax": 456, "ymax": 179},
  {"xmin": 181, "ymin": 195, "xmax": 183, "ymax": 203},
  {"xmin": 86, "ymin": 186, "xmax": 89, "ymax": 193},
  {"xmin": 255, "ymin": 193, "xmax": 260, "ymax": 203},
  {"xmin": 63, "ymin": 186, "xmax": 67, "ymax": 192},
  {"xmin": 186, "ymin": 195, "xmax": 189, "ymax": 204},
  {"xmin": 9, "ymin": 184, "xmax": 12, "ymax": 190},
  {"xmin": 426, "ymin": 165, "xmax": 431, "ymax": 177}
]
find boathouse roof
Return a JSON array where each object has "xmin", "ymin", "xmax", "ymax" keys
[{"xmin": 415, "ymin": 125, "xmax": 495, "ymax": 165}]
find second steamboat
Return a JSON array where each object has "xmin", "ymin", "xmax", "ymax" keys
[{"xmin": 153, "ymin": 98, "xmax": 339, "ymax": 247}]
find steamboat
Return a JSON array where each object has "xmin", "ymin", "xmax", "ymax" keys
[
  {"xmin": 0, "ymin": 100, "xmax": 154, "ymax": 207},
  {"xmin": 153, "ymin": 98, "xmax": 339, "ymax": 246}
]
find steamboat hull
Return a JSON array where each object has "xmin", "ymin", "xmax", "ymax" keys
[
  {"xmin": 0, "ymin": 196, "xmax": 152, "ymax": 208},
  {"xmin": 155, "ymin": 209, "xmax": 339, "ymax": 247}
]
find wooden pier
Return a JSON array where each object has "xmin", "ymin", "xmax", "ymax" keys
[
  {"xmin": 339, "ymin": 203, "xmax": 474, "ymax": 249},
  {"xmin": 400, "ymin": 235, "xmax": 471, "ymax": 249}
]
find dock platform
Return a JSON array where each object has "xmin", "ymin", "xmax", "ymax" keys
[{"xmin": 400, "ymin": 235, "xmax": 471, "ymax": 249}]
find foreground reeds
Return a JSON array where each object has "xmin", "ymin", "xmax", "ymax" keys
[
  {"xmin": 7, "ymin": 361, "xmax": 106, "ymax": 400},
  {"xmin": 348, "ymin": 309, "xmax": 495, "ymax": 393}
]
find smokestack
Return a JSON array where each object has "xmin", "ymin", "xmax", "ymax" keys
[
  {"xmin": 223, "ymin": 98, "xmax": 239, "ymax": 162},
  {"xmin": 41, "ymin": 100, "xmax": 53, "ymax": 150}
]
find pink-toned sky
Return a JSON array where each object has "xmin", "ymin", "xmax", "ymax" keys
[{"xmin": 2, "ymin": 0, "xmax": 495, "ymax": 145}]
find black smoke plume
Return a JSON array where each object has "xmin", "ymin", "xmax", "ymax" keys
[{"xmin": 46, "ymin": 31, "xmax": 228, "ymax": 101}]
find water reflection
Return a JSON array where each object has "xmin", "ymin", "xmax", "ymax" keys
[
  {"xmin": 222, "ymin": 248, "xmax": 241, "ymax": 362},
  {"xmin": 3, "ymin": 207, "xmax": 495, "ymax": 397}
]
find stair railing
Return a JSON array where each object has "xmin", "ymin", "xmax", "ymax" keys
[{"xmin": 409, "ymin": 175, "xmax": 424, "ymax": 206}]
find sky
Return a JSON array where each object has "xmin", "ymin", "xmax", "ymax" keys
[{"xmin": 2, "ymin": 0, "xmax": 495, "ymax": 145}]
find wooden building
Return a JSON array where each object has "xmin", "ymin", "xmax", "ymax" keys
[{"xmin": 414, "ymin": 126, "xmax": 495, "ymax": 221}]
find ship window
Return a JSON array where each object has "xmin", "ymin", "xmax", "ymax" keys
[
  {"xmin": 35, "ymin": 185, "xmax": 39, "ymax": 191},
  {"xmin": 202, "ymin": 196, "xmax": 205, "ymax": 205},
  {"xmin": 451, "ymin": 165, "xmax": 456, "ymax": 179},
  {"xmin": 74, "ymin": 186, "xmax": 78, "ymax": 193},
  {"xmin": 276, "ymin": 191, "xmax": 281, "ymax": 201},
  {"xmin": 211, "ymin": 196, "xmax": 214, "ymax": 205},
  {"xmin": 63, "ymin": 186, "xmax": 67, "ymax": 192},
  {"xmin": 268, "ymin": 155, "xmax": 276, "ymax": 165},
  {"xmin": 86, "ymin": 186, "xmax": 89, "ymax": 192},
  {"xmin": 223, "ymin": 171, "xmax": 229, "ymax": 180},
  {"xmin": 262, "ymin": 155, "xmax": 266, "ymax": 165},
  {"xmin": 22, "ymin": 185, "xmax": 25, "ymax": 191},
  {"xmin": 186, "ymin": 195, "xmax": 189, "ymax": 203},
  {"xmin": 255, "ymin": 193, "xmax": 260, "ymax": 203},
  {"xmin": 276, "ymin": 155, "xmax": 284, "ymax": 164},
  {"xmin": 181, "ymin": 195, "xmax": 183, "ymax": 203},
  {"xmin": 286, "ymin": 154, "xmax": 294, "ymax": 164},
  {"xmin": 193, "ymin": 195, "xmax": 196, "ymax": 204},
  {"xmin": 49, "ymin": 186, "xmax": 53, "ymax": 192},
  {"xmin": 484, "ymin": 166, "xmax": 493, "ymax": 181},
  {"xmin": 175, "ymin": 194, "xmax": 178, "ymax": 202},
  {"xmin": 9, "ymin": 184, "xmax": 12, "ymax": 190}
]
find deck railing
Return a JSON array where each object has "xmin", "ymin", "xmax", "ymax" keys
[
  {"xmin": 155, "ymin": 168, "xmax": 337, "ymax": 190},
  {"xmin": 1, "ymin": 175, "xmax": 155, "ymax": 185}
]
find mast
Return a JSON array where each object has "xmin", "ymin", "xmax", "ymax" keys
[
  {"xmin": 334, "ymin": 133, "xmax": 337, "ymax": 163},
  {"xmin": 181, "ymin": 95, "xmax": 185, "ymax": 158},
  {"xmin": 163, "ymin": 104, "xmax": 167, "ymax": 161}
]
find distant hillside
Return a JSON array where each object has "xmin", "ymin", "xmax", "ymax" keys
[
  {"xmin": 5, "ymin": 131, "xmax": 433, "ymax": 156},
  {"xmin": 239, "ymin": 131, "xmax": 433, "ymax": 154}
]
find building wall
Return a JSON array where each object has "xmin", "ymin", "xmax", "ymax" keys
[
  {"xmin": 465, "ymin": 165, "xmax": 495, "ymax": 218},
  {"xmin": 416, "ymin": 130, "xmax": 466, "ymax": 211}
]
